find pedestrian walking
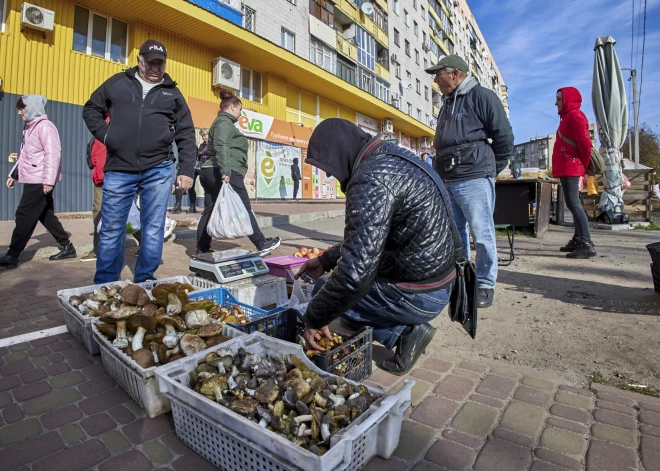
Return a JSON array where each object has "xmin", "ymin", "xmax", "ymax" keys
[
  {"xmin": 187, "ymin": 128, "xmax": 209, "ymax": 213},
  {"xmin": 81, "ymin": 114, "xmax": 110, "ymax": 262},
  {"xmin": 296, "ymin": 119, "xmax": 457, "ymax": 375},
  {"xmin": 426, "ymin": 55, "xmax": 514, "ymax": 308},
  {"xmin": 196, "ymin": 90, "xmax": 280, "ymax": 255},
  {"xmin": 1, "ymin": 95, "xmax": 76, "ymax": 269},
  {"xmin": 291, "ymin": 157, "xmax": 301, "ymax": 200},
  {"xmin": 83, "ymin": 39, "xmax": 196, "ymax": 283},
  {"xmin": 553, "ymin": 87, "xmax": 596, "ymax": 258}
]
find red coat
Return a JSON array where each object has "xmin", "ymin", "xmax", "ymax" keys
[
  {"xmin": 551, "ymin": 87, "xmax": 592, "ymax": 178},
  {"xmin": 91, "ymin": 139, "xmax": 107, "ymax": 185}
]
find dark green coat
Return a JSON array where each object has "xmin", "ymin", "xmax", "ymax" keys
[{"xmin": 204, "ymin": 111, "xmax": 248, "ymax": 176}]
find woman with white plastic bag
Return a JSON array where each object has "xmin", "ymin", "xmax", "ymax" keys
[{"xmin": 196, "ymin": 90, "xmax": 280, "ymax": 254}]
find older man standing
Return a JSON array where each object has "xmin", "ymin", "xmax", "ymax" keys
[
  {"xmin": 425, "ymin": 55, "xmax": 514, "ymax": 308},
  {"xmin": 83, "ymin": 39, "xmax": 195, "ymax": 283}
]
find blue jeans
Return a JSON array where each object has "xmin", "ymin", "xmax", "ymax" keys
[
  {"xmin": 445, "ymin": 177, "xmax": 497, "ymax": 289},
  {"xmin": 312, "ymin": 276, "xmax": 451, "ymax": 350},
  {"xmin": 95, "ymin": 161, "xmax": 174, "ymax": 284}
]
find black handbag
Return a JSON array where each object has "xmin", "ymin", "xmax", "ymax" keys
[{"xmin": 387, "ymin": 149, "xmax": 478, "ymax": 339}]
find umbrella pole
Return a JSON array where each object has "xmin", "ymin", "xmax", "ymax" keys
[{"xmin": 631, "ymin": 69, "xmax": 640, "ymax": 169}]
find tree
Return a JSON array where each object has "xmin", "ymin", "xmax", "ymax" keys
[{"xmin": 621, "ymin": 123, "xmax": 660, "ymax": 169}]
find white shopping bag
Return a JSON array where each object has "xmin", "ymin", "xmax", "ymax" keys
[
  {"xmin": 207, "ymin": 184, "xmax": 254, "ymax": 239},
  {"xmin": 97, "ymin": 198, "xmax": 141, "ymax": 233}
]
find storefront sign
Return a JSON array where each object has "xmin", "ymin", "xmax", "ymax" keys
[
  {"xmin": 355, "ymin": 112, "xmax": 379, "ymax": 136},
  {"xmin": 256, "ymin": 141, "xmax": 302, "ymax": 199}
]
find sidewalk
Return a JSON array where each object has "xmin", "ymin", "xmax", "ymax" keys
[{"xmin": 1, "ymin": 332, "xmax": 658, "ymax": 471}]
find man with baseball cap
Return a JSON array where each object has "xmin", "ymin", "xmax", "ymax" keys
[
  {"xmin": 425, "ymin": 54, "xmax": 514, "ymax": 308},
  {"xmin": 83, "ymin": 39, "xmax": 196, "ymax": 284}
]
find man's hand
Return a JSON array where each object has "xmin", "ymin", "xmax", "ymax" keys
[
  {"xmin": 177, "ymin": 175, "xmax": 193, "ymax": 191},
  {"xmin": 43, "ymin": 185, "xmax": 53, "ymax": 194},
  {"xmin": 221, "ymin": 175, "xmax": 230, "ymax": 184},
  {"xmin": 6, "ymin": 177, "xmax": 14, "ymax": 189},
  {"xmin": 303, "ymin": 325, "xmax": 333, "ymax": 352},
  {"xmin": 294, "ymin": 257, "xmax": 325, "ymax": 281}
]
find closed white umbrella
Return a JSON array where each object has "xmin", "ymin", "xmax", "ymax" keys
[{"xmin": 592, "ymin": 35, "xmax": 628, "ymax": 213}]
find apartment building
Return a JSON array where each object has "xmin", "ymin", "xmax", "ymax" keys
[{"xmin": 513, "ymin": 125, "xmax": 596, "ymax": 169}]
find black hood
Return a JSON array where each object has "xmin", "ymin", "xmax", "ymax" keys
[{"xmin": 305, "ymin": 119, "xmax": 372, "ymax": 193}]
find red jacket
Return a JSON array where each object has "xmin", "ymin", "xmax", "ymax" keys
[
  {"xmin": 91, "ymin": 139, "xmax": 107, "ymax": 185},
  {"xmin": 552, "ymin": 87, "xmax": 592, "ymax": 178}
]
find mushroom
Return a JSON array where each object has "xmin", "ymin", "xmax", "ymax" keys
[
  {"xmin": 166, "ymin": 292, "xmax": 182, "ymax": 315},
  {"xmin": 166, "ymin": 345, "xmax": 180, "ymax": 359},
  {"xmin": 131, "ymin": 348, "xmax": 155, "ymax": 368},
  {"xmin": 199, "ymin": 375, "xmax": 229, "ymax": 402},
  {"xmin": 156, "ymin": 315, "xmax": 186, "ymax": 349},
  {"xmin": 205, "ymin": 335, "xmax": 231, "ymax": 348},
  {"xmin": 197, "ymin": 323, "xmax": 224, "ymax": 338},
  {"xmin": 185, "ymin": 310, "xmax": 209, "ymax": 329},
  {"xmin": 179, "ymin": 334, "xmax": 207, "ymax": 356},
  {"xmin": 149, "ymin": 342, "xmax": 161, "ymax": 364},
  {"xmin": 141, "ymin": 303, "xmax": 159, "ymax": 316},
  {"xmin": 119, "ymin": 284, "xmax": 151, "ymax": 306},
  {"xmin": 127, "ymin": 314, "xmax": 157, "ymax": 351},
  {"xmin": 100, "ymin": 306, "xmax": 139, "ymax": 349},
  {"xmin": 96, "ymin": 322, "xmax": 117, "ymax": 339},
  {"xmin": 320, "ymin": 414, "xmax": 332, "ymax": 440},
  {"xmin": 68, "ymin": 295, "xmax": 85, "ymax": 307}
]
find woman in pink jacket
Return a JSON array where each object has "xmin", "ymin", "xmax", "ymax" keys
[{"xmin": 0, "ymin": 95, "xmax": 76, "ymax": 269}]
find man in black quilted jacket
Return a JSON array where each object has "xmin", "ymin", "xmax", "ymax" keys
[{"xmin": 295, "ymin": 119, "xmax": 456, "ymax": 375}]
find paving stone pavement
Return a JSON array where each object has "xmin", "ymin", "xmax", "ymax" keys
[{"xmin": 2, "ymin": 332, "xmax": 660, "ymax": 470}]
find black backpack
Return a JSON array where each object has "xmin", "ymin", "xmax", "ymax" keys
[{"xmin": 86, "ymin": 137, "xmax": 95, "ymax": 170}]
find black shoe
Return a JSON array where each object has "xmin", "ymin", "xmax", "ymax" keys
[
  {"xmin": 339, "ymin": 316, "xmax": 362, "ymax": 331},
  {"xmin": 133, "ymin": 230, "xmax": 142, "ymax": 245},
  {"xmin": 50, "ymin": 243, "xmax": 76, "ymax": 261},
  {"xmin": 566, "ymin": 242, "xmax": 596, "ymax": 259},
  {"xmin": 379, "ymin": 324, "xmax": 436, "ymax": 376},
  {"xmin": 187, "ymin": 206, "xmax": 197, "ymax": 214},
  {"xmin": 559, "ymin": 238, "xmax": 580, "ymax": 252},
  {"xmin": 196, "ymin": 248, "xmax": 214, "ymax": 255},
  {"xmin": 256, "ymin": 237, "xmax": 281, "ymax": 255},
  {"xmin": 171, "ymin": 203, "xmax": 182, "ymax": 214},
  {"xmin": 0, "ymin": 253, "xmax": 19, "ymax": 269},
  {"xmin": 477, "ymin": 288, "xmax": 494, "ymax": 308}
]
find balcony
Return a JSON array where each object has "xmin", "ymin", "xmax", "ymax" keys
[
  {"xmin": 373, "ymin": 0, "xmax": 388, "ymax": 13},
  {"xmin": 432, "ymin": 81, "xmax": 439, "ymax": 93},
  {"xmin": 334, "ymin": 0, "xmax": 388, "ymax": 47},
  {"xmin": 375, "ymin": 62, "xmax": 390, "ymax": 82},
  {"xmin": 430, "ymin": 29, "xmax": 450, "ymax": 56},
  {"xmin": 336, "ymin": 32, "xmax": 358, "ymax": 62},
  {"xmin": 185, "ymin": 0, "xmax": 242, "ymax": 26},
  {"xmin": 310, "ymin": 14, "xmax": 336, "ymax": 47},
  {"xmin": 433, "ymin": 105, "xmax": 440, "ymax": 116}
]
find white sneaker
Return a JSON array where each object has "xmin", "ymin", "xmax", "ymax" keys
[{"xmin": 164, "ymin": 218, "xmax": 177, "ymax": 240}]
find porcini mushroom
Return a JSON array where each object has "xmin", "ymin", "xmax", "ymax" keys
[
  {"xmin": 119, "ymin": 284, "xmax": 151, "ymax": 306},
  {"xmin": 141, "ymin": 303, "xmax": 159, "ymax": 316},
  {"xmin": 179, "ymin": 333, "xmax": 207, "ymax": 356},
  {"xmin": 166, "ymin": 292, "xmax": 182, "ymax": 315},
  {"xmin": 100, "ymin": 306, "xmax": 139, "ymax": 349},
  {"xmin": 155, "ymin": 315, "xmax": 186, "ymax": 349},
  {"xmin": 185, "ymin": 310, "xmax": 209, "ymax": 329},
  {"xmin": 127, "ymin": 314, "xmax": 157, "ymax": 351},
  {"xmin": 96, "ymin": 322, "xmax": 117, "ymax": 339},
  {"xmin": 131, "ymin": 348, "xmax": 155, "ymax": 368}
]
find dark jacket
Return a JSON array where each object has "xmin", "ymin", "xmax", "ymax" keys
[
  {"xmin": 305, "ymin": 141, "xmax": 456, "ymax": 329},
  {"xmin": 433, "ymin": 76, "xmax": 514, "ymax": 181},
  {"xmin": 204, "ymin": 111, "xmax": 248, "ymax": 176},
  {"xmin": 197, "ymin": 142, "xmax": 209, "ymax": 167},
  {"xmin": 82, "ymin": 67, "xmax": 196, "ymax": 178},
  {"xmin": 552, "ymin": 87, "xmax": 592, "ymax": 178},
  {"xmin": 291, "ymin": 162, "xmax": 302, "ymax": 181}
]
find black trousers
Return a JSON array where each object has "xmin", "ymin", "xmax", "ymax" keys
[
  {"xmin": 293, "ymin": 179, "xmax": 300, "ymax": 199},
  {"xmin": 560, "ymin": 176, "xmax": 592, "ymax": 244},
  {"xmin": 197, "ymin": 168, "xmax": 265, "ymax": 251},
  {"xmin": 188, "ymin": 170, "xmax": 199, "ymax": 206},
  {"xmin": 8, "ymin": 183, "xmax": 70, "ymax": 257}
]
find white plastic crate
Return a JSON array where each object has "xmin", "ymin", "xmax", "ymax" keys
[
  {"xmin": 92, "ymin": 320, "xmax": 245, "ymax": 418},
  {"xmin": 155, "ymin": 332, "xmax": 414, "ymax": 471},
  {"xmin": 57, "ymin": 276, "xmax": 194, "ymax": 355},
  {"xmin": 189, "ymin": 274, "xmax": 289, "ymax": 309}
]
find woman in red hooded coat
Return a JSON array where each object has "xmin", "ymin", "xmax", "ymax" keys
[{"xmin": 552, "ymin": 87, "xmax": 596, "ymax": 259}]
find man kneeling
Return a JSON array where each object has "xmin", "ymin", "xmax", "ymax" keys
[{"xmin": 297, "ymin": 119, "xmax": 456, "ymax": 375}]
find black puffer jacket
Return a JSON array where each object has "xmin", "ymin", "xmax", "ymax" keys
[{"xmin": 305, "ymin": 142, "xmax": 456, "ymax": 329}]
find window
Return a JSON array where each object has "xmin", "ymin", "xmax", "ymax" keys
[
  {"xmin": 423, "ymin": 31, "xmax": 427, "ymax": 44},
  {"xmin": 286, "ymin": 0, "xmax": 296, "ymax": 3},
  {"xmin": 393, "ymin": 0, "xmax": 399, "ymax": 15},
  {"xmin": 356, "ymin": 26, "xmax": 376, "ymax": 71},
  {"xmin": 417, "ymin": 109, "xmax": 422, "ymax": 120},
  {"xmin": 404, "ymin": 40, "xmax": 410, "ymax": 56},
  {"xmin": 337, "ymin": 56, "xmax": 356, "ymax": 85},
  {"xmin": 407, "ymin": 102, "xmax": 412, "ymax": 116},
  {"xmin": 424, "ymin": 86, "xmax": 429, "ymax": 100},
  {"xmin": 310, "ymin": 38, "xmax": 336, "ymax": 74},
  {"xmin": 358, "ymin": 68, "xmax": 374, "ymax": 95},
  {"xmin": 426, "ymin": 113, "xmax": 430, "ymax": 125},
  {"xmin": 424, "ymin": 58, "xmax": 428, "ymax": 69},
  {"xmin": 413, "ymin": 0, "xmax": 417, "ymax": 9},
  {"xmin": 404, "ymin": 9, "xmax": 409, "ymax": 26},
  {"xmin": 281, "ymin": 28, "xmax": 295, "ymax": 53},
  {"xmin": 415, "ymin": 50, "xmax": 419, "ymax": 65},
  {"xmin": 73, "ymin": 6, "xmax": 128, "ymax": 63},
  {"xmin": 375, "ymin": 79, "xmax": 389, "ymax": 103},
  {"xmin": 395, "ymin": 63, "xmax": 401, "ymax": 78},
  {"xmin": 416, "ymin": 79, "xmax": 421, "ymax": 94},
  {"xmin": 414, "ymin": 21, "xmax": 418, "ymax": 36},
  {"xmin": 238, "ymin": 68, "xmax": 262, "ymax": 103},
  {"xmin": 1, "ymin": 0, "xmax": 6, "ymax": 32},
  {"xmin": 242, "ymin": 4, "xmax": 256, "ymax": 33},
  {"xmin": 373, "ymin": 4, "xmax": 388, "ymax": 32},
  {"xmin": 393, "ymin": 28, "xmax": 400, "ymax": 47},
  {"xmin": 421, "ymin": 5, "xmax": 425, "ymax": 19},
  {"xmin": 406, "ymin": 71, "xmax": 412, "ymax": 82}
]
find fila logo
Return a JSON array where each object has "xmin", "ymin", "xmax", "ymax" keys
[
  {"xmin": 162, "ymin": 91, "xmax": 172, "ymax": 96},
  {"xmin": 149, "ymin": 45, "xmax": 164, "ymax": 52}
]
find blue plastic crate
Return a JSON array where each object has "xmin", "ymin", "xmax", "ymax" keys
[{"xmin": 188, "ymin": 288, "xmax": 286, "ymax": 332}]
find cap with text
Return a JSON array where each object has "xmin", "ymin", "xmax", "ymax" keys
[
  {"xmin": 425, "ymin": 54, "xmax": 469, "ymax": 74},
  {"xmin": 139, "ymin": 39, "xmax": 167, "ymax": 62}
]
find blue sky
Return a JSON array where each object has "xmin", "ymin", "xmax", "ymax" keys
[{"xmin": 469, "ymin": 0, "xmax": 660, "ymax": 144}]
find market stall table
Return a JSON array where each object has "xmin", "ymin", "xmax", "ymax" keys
[{"xmin": 494, "ymin": 178, "xmax": 558, "ymax": 238}]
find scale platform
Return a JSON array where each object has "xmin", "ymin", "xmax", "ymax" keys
[{"xmin": 189, "ymin": 248, "xmax": 269, "ymax": 283}]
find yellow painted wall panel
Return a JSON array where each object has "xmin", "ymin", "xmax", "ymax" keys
[
  {"xmin": 319, "ymin": 98, "xmax": 338, "ymax": 120},
  {"xmin": 338, "ymin": 106, "xmax": 355, "ymax": 122},
  {"xmin": 286, "ymin": 84, "xmax": 299, "ymax": 111},
  {"xmin": 300, "ymin": 90, "xmax": 316, "ymax": 118},
  {"xmin": 286, "ymin": 110, "xmax": 300, "ymax": 124},
  {"xmin": 300, "ymin": 116, "xmax": 316, "ymax": 129}
]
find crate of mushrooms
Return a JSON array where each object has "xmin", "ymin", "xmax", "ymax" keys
[
  {"xmin": 91, "ymin": 285, "xmax": 255, "ymax": 418},
  {"xmin": 57, "ymin": 276, "xmax": 196, "ymax": 355},
  {"xmin": 155, "ymin": 332, "xmax": 414, "ymax": 471}
]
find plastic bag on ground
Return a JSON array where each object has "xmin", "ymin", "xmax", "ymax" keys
[{"xmin": 207, "ymin": 184, "xmax": 254, "ymax": 239}]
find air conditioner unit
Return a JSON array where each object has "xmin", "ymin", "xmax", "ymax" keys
[
  {"xmin": 212, "ymin": 57, "xmax": 241, "ymax": 90},
  {"xmin": 390, "ymin": 53, "xmax": 398, "ymax": 63},
  {"xmin": 21, "ymin": 3, "xmax": 55, "ymax": 32},
  {"xmin": 429, "ymin": 119, "xmax": 437, "ymax": 128},
  {"xmin": 422, "ymin": 42, "xmax": 429, "ymax": 52},
  {"xmin": 382, "ymin": 119, "xmax": 394, "ymax": 133},
  {"xmin": 421, "ymin": 137, "xmax": 431, "ymax": 147}
]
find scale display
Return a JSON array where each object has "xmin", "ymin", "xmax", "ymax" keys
[{"xmin": 189, "ymin": 249, "xmax": 269, "ymax": 283}]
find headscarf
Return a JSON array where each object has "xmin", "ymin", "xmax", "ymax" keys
[
  {"xmin": 557, "ymin": 87, "xmax": 583, "ymax": 118},
  {"xmin": 305, "ymin": 119, "xmax": 372, "ymax": 193},
  {"xmin": 21, "ymin": 95, "xmax": 47, "ymax": 122}
]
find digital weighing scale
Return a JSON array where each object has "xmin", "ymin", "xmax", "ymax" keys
[{"xmin": 189, "ymin": 249, "xmax": 270, "ymax": 283}]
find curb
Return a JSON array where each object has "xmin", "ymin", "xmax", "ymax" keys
[{"xmin": 11, "ymin": 209, "xmax": 345, "ymax": 262}]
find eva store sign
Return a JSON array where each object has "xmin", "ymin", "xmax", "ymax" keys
[{"xmin": 235, "ymin": 110, "xmax": 274, "ymax": 140}]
